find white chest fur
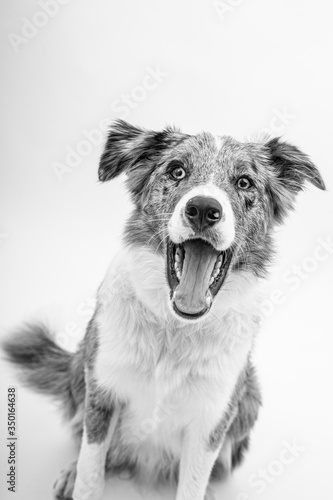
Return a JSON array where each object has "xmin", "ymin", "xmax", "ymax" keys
[{"xmin": 94, "ymin": 248, "xmax": 259, "ymax": 462}]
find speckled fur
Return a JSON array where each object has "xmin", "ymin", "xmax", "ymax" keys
[
  {"xmin": 2, "ymin": 120, "xmax": 325, "ymax": 500},
  {"xmin": 99, "ymin": 121, "xmax": 325, "ymax": 281}
]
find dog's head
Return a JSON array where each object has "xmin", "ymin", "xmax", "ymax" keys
[{"xmin": 99, "ymin": 120, "xmax": 325, "ymax": 321}]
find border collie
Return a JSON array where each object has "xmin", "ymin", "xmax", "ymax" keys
[{"xmin": 3, "ymin": 120, "xmax": 325, "ymax": 500}]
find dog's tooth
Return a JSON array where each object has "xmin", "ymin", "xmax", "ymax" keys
[
  {"xmin": 212, "ymin": 270, "xmax": 219, "ymax": 278},
  {"xmin": 176, "ymin": 270, "xmax": 181, "ymax": 280},
  {"xmin": 209, "ymin": 277, "xmax": 214, "ymax": 285},
  {"xmin": 214, "ymin": 255, "xmax": 222, "ymax": 271},
  {"xmin": 176, "ymin": 255, "xmax": 182, "ymax": 265}
]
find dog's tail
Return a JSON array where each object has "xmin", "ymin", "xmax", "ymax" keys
[{"xmin": 2, "ymin": 323, "xmax": 85, "ymax": 420}]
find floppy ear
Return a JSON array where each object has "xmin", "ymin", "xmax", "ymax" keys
[
  {"xmin": 265, "ymin": 137, "xmax": 326, "ymax": 222},
  {"xmin": 99, "ymin": 120, "xmax": 146, "ymax": 182},
  {"xmin": 99, "ymin": 120, "xmax": 186, "ymax": 197}
]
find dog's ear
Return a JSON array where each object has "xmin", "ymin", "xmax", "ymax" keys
[
  {"xmin": 99, "ymin": 120, "xmax": 147, "ymax": 182},
  {"xmin": 265, "ymin": 137, "xmax": 325, "ymax": 222},
  {"xmin": 99, "ymin": 120, "xmax": 186, "ymax": 196}
]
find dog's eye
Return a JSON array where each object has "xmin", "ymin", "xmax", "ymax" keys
[
  {"xmin": 170, "ymin": 164, "xmax": 186, "ymax": 180},
  {"xmin": 237, "ymin": 176, "xmax": 253, "ymax": 190}
]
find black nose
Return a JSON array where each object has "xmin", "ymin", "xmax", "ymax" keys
[{"xmin": 185, "ymin": 196, "xmax": 222, "ymax": 231}]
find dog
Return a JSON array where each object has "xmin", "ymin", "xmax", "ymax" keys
[{"xmin": 2, "ymin": 120, "xmax": 325, "ymax": 500}]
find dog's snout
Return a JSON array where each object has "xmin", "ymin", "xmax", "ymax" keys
[{"xmin": 185, "ymin": 196, "xmax": 222, "ymax": 231}]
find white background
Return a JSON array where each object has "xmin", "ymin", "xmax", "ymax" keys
[{"xmin": 1, "ymin": 1, "xmax": 333, "ymax": 499}]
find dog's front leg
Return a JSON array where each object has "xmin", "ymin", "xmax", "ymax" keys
[
  {"xmin": 176, "ymin": 407, "xmax": 235, "ymax": 500},
  {"xmin": 72, "ymin": 380, "xmax": 121, "ymax": 500}
]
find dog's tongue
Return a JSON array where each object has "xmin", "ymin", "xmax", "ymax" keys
[{"xmin": 174, "ymin": 240, "xmax": 219, "ymax": 315}]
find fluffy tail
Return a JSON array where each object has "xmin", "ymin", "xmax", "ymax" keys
[{"xmin": 2, "ymin": 323, "xmax": 85, "ymax": 420}]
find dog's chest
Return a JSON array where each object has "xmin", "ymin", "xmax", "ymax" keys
[
  {"xmin": 119, "ymin": 359, "xmax": 194, "ymax": 454},
  {"xmin": 114, "ymin": 351, "xmax": 225, "ymax": 457},
  {"xmin": 96, "ymin": 314, "xmax": 252, "ymax": 455}
]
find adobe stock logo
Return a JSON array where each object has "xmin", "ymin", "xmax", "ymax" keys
[
  {"xmin": 8, "ymin": 0, "xmax": 71, "ymax": 54},
  {"xmin": 110, "ymin": 66, "xmax": 168, "ymax": 119},
  {"xmin": 236, "ymin": 439, "xmax": 306, "ymax": 500},
  {"xmin": 51, "ymin": 65, "xmax": 168, "ymax": 182},
  {"xmin": 55, "ymin": 296, "xmax": 96, "ymax": 350},
  {"xmin": 260, "ymin": 235, "xmax": 333, "ymax": 318},
  {"xmin": 213, "ymin": 0, "xmax": 245, "ymax": 22},
  {"xmin": 258, "ymin": 107, "xmax": 295, "ymax": 136}
]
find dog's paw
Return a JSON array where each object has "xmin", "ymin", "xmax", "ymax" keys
[{"xmin": 53, "ymin": 461, "xmax": 77, "ymax": 500}]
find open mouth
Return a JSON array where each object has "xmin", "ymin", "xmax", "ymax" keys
[{"xmin": 166, "ymin": 238, "xmax": 232, "ymax": 320}]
